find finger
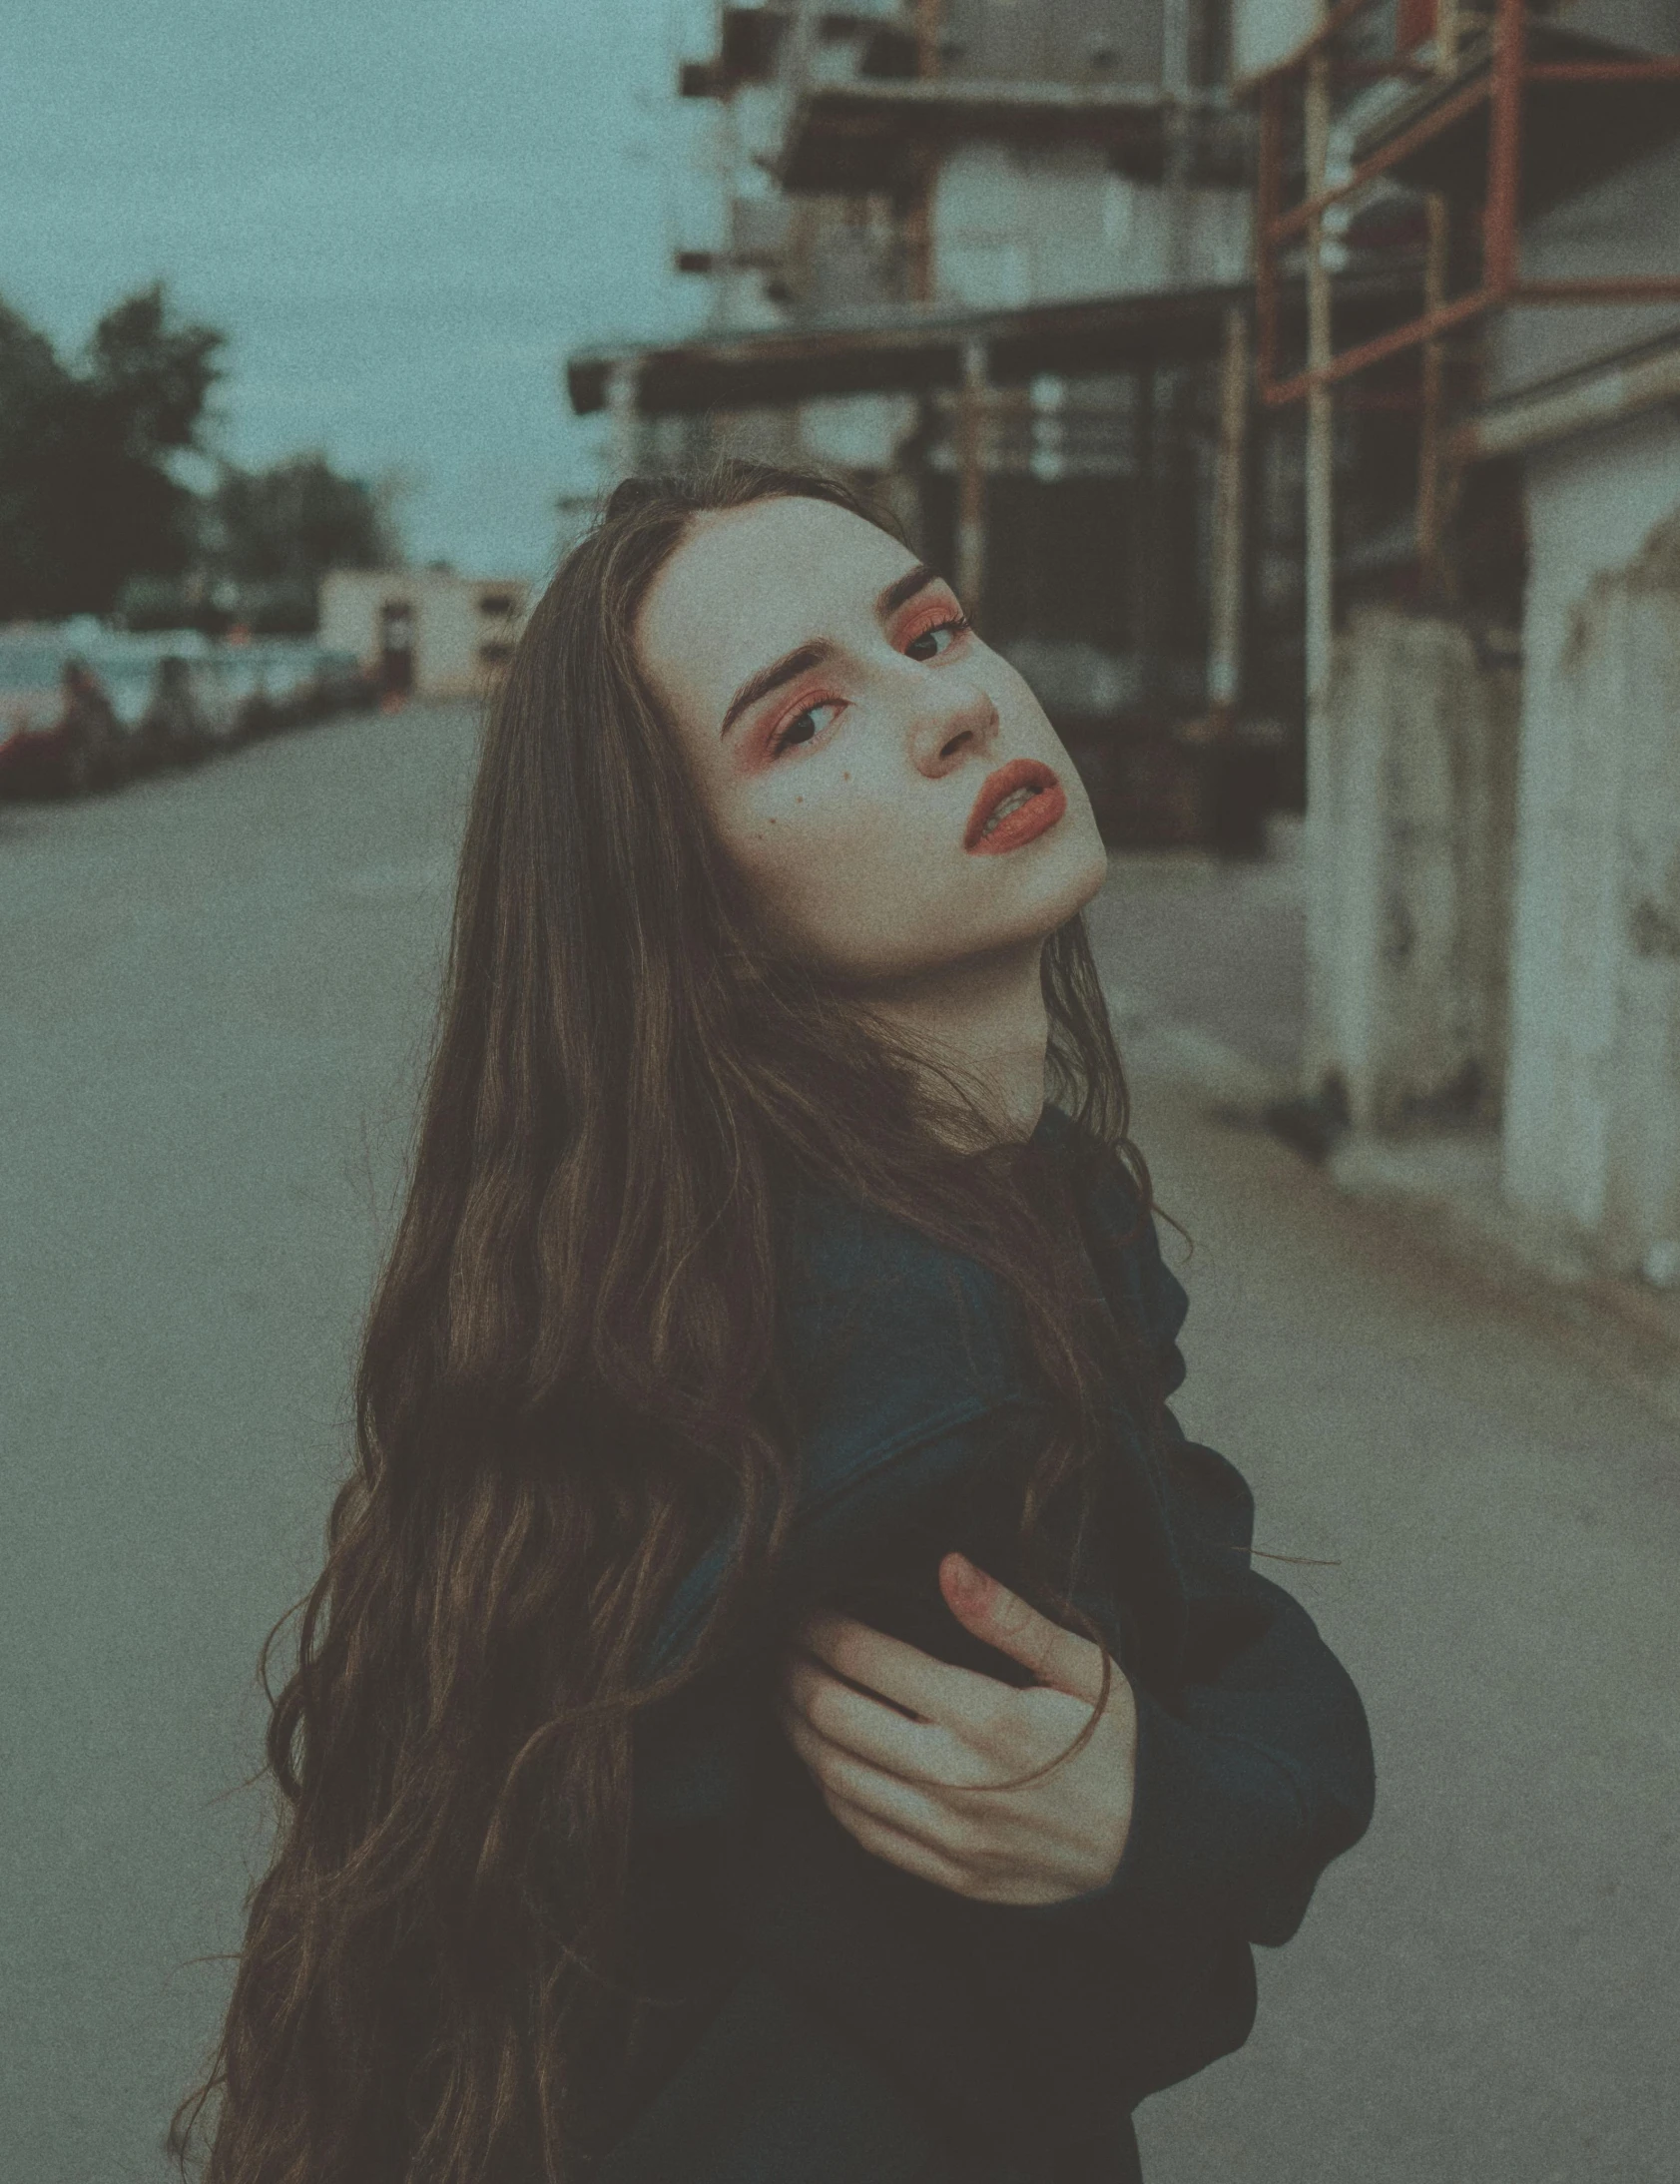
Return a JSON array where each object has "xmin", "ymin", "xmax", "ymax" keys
[
  {"xmin": 792, "ymin": 1611, "xmax": 1021, "ymax": 1740},
  {"xmin": 782, "ymin": 1703, "xmax": 987, "ymax": 1872},
  {"xmin": 780, "ymin": 1653, "xmax": 977, "ymax": 1788},
  {"xmin": 939, "ymin": 1557, "xmax": 1113, "ymax": 1707}
]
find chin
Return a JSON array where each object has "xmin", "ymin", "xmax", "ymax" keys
[
  {"xmin": 1026, "ymin": 809, "xmax": 1109, "ymax": 924},
  {"xmin": 966, "ymin": 838, "xmax": 1108, "ymax": 966},
  {"xmin": 1067, "ymin": 818, "xmax": 1111, "ymax": 901}
]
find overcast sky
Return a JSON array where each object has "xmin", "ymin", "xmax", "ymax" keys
[{"xmin": 3, "ymin": 0, "xmax": 719, "ymax": 579}]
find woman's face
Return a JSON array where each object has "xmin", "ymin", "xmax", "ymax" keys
[{"xmin": 635, "ymin": 494, "xmax": 1108, "ymax": 988}]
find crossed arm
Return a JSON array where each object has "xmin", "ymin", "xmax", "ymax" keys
[
  {"xmin": 772, "ymin": 1415, "xmax": 1375, "ymax": 1948},
  {"xmin": 775, "ymin": 1547, "xmax": 1142, "ymax": 1909}
]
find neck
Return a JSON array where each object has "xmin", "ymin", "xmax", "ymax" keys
[{"xmin": 858, "ymin": 936, "xmax": 1050, "ymax": 1146}]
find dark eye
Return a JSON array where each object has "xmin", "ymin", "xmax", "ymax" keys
[
  {"xmin": 904, "ymin": 614, "xmax": 970, "ymax": 663},
  {"xmin": 771, "ymin": 698, "xmax": 843, "ymax": 758}
]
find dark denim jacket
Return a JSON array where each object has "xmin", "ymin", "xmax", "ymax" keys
[{"xmin": 605, "ymin": 1105, "xmax": 1376, "ymax": 2183}]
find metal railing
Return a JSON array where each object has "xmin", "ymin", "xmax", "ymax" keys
[{"xmin": 1245, "ymin": 0, "xmax": 1680, "ymax": 405}]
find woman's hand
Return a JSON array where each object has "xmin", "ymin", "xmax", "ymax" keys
[{"xmin": 772, "ymin": 1551, "xmax": 1138, "ymax": 1907}]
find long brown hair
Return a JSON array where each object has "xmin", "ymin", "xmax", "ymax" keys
[{"xmin": 171, "ymin": 457, "xmax": 1176, "ymax": 2182}]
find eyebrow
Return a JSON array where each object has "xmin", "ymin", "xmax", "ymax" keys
[{"xmin": 719, "ymin": 561, "xmax": 944, "ymax": 739}]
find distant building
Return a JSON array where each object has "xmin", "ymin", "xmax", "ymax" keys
[
  {"xmin": 566, "ymin": 0, "xmax": 1441, "ymax": 847},
  {"xmin": 318, "ymin": 569, "xmax": 531, "ymax": 701}
]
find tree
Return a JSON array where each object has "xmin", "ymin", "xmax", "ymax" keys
[
  {"xmin": 1, "ymin": 282, "xmax": 403, "ymax": 631},
  {"xmin": 0, "ymin": 298, "xmax": 81, "ymax": 617},
  {"xmin": 0, "ymin": 281, "xmax": 226, "ymax": 620},
  {"xmin": 184, "ymin": 451, "xmax": 399, "ymax": 633},
  {"xmin": 213, "ymin": 450, "xmax": 395, "ymax": 585}
]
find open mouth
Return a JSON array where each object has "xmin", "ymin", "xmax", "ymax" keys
[{"xmin": 964, "ymin": 758, "xmax": 1066, "ymax": 853}]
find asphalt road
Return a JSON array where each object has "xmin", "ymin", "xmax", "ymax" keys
[{"xmin": 3, "ymin": 702, "xmax": 1676, "ymax": 2182}]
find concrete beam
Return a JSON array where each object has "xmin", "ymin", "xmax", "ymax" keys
[{"xmin": 1455, "ymin": 328, "xmax": 1680, "ymax": 465}]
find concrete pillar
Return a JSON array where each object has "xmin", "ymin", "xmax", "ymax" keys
[
  {"xmin": 1207, "ymin": 306, "xmax": 1249, "ymax": 712},
  {"xmin": 1502, "ymin": 507, "xmax": 1680, "ymax": 1275},
  {"xmin": 1305, "ymin": 606, "xmax": 1520, "ymax": 1131},
  {"xmin": 1160, "ymin": 0, "xmax": 1194, "ymax": 281},
  {"xmin": 1301, "ymin": 41, "xmax": 1338, "ymax": 1090},
  {"xmin": 605, "ymin": 361, "xmax": 643, "ymax": 483},
  {"xmin": 1134, "ymin": 365, "xmax": 1162, "ymax": 708},
  {"xmin": 954, "ymin": 339, "xmax": 988, "ymax": 620}
]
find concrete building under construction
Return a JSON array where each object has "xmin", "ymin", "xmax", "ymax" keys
[
  {"xmin": 572, "ymin": 0, "xmax": 1305, "ymax": 850},
  {"xmin": 562, "ymin": 0, "xmax": 1680, "ymax": 1285},
  {"xmin": 568, "ymin": 2, "xmax": 1485, "ymax": 846}
]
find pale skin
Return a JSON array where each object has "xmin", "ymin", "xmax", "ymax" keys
[{"xmin": 637, "ymin": 492, "xmax": 1138, "ymax": 1907}]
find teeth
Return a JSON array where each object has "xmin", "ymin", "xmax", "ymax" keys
[{"xmin": 980, "ymin": 785, "xmax": 1040, "ymax": 835}]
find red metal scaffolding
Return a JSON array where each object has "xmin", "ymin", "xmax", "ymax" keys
[
  {"xmin": 1249, "ymin": 0, "xmax": 1680, "ymax": 405},
  {"xmin": 1237, "ymin": 0, "xmax": 1679, "ymax": 902}
]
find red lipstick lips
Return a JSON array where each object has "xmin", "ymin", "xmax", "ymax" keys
[{"xmin": 963, "ymin": 758, "xmax": 1066, "ymax": 854}]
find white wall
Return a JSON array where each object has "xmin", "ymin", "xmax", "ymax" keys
[
  {"xmin": 1306, "ymin": 609, "xmax": 1520, "ymax": 1130},
  {"xmin": 318, "ymin": 571, "xmax": 530, "ymax": 700},
  {"xmin": 1501, "ymin": 408, "xmax": 1680, "ymax": 1269},
  {"xmin": 1488, "ymin": 136, "xmax": 1680, "ymax": 396},
  {"xmin": 1230, "ymin": 0, "xmax": 1316, "ymax": 79},
  {"xmin": 1563, "ymin": 0, "xmax": 1680, "ymax": 56},
  {"xmin": 798, "ymin": 392, "xmax": 918, "ymax": 469},
  {"xmin": 930, "ymin": 141, "xmax": 1248, "ymax": 306}
]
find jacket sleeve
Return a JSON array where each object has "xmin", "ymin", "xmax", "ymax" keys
[
  {"xmin": 621, "ymin": 1182, "xmax": 1375, "ymax": 2160},
  {"xmin": 635, "ymin": 1182, "xmax": 1375, "ymax": 1947},
  {"xmin": 1014, "ymin": 1454, "xmax": 1377, "ymax": 1946},
  {"xmin": 1006, "ymin": 1196, "xmax": 1377, "ymax": 1948},
  {"xmin": 631, "ymin": 1393, "xmax": 1066, "ymax": 1841}
]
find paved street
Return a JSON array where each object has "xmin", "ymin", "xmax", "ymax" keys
[
  {"xmin": 1084, "ymin": 823, "xmax": 1307, "ymax": 1082},
  {"xmin": 3, "ymin": 701, "xmax": 1676, "ymax": 2183}
]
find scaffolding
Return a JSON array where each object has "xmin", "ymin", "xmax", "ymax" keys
[
  {"xmin": 1241, "ymin": 0, "xmax": 1680, "ymax": 815},
  {"xmin": 1250, "ymin": 0, "xmax": 1680, "ymax": 404}
]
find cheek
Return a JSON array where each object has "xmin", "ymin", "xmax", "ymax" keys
[
  {"xmin": 727, "ymin": 767, "xmax": 942, "ymax": 931},
  {"xmin": 733, "ymin": 774, "xmax": 854, "ymax": 889}
]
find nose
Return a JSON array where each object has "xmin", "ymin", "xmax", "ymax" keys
[{"xmin": 905, "ymin": 673, "xmax": 999, "ymax": 780}]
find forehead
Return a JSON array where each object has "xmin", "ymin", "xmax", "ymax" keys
[{"xmin": 636, "ymin": 495, "xmax": 918, "ymax": 713}]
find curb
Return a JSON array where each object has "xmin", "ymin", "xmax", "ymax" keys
[{"xmin": 1105, "ymin": 982, "xmax": 1680, "ymax": 1433}]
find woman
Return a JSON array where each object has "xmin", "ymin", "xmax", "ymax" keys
[{"xmin": 174, "ymin": 458, "xmax": 1374, "ymax": 2184}]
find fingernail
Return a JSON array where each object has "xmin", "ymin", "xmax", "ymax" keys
[{"xmin": 947, "ymin": 1553, "xmax": 987, "ymax": 1607}]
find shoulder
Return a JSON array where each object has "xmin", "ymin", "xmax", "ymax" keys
[
  {"xmin": 1038, "ymin": 1104, "xmax": 1191, "ymax": 1393},
  {"xmin": 638, "ymin": 1189, "xmax": 1039, "ymax": 1693},
  {"xmin": 775, "ymin": 1108, "xmax": 1191, "ymax": 1407},
  {"xmin": 774, "ymin": 1181, "xmax": 1032, "ymax": 1472}
]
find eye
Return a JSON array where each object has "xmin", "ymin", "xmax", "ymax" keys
[
  {"xmin": 770, "ymin": 698, "xmax": 843, "ymax": 758},
  {"xmin": 903, "ymin": 613, "xmax": 970, "ymax": 663}
]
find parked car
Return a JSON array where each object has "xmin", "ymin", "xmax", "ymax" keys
[
  {"xmin": 134, "ymin": 652, "xmax": 242, "ymax": 770},
  {"xmin": 227, "ymin": 641, "xmax": 378, "ymax": 738},
  {"xmin": 0, "ymin": 655, "xmax": 129, "ymax": 799},
  {"xmin": 0, "ymin": 624, "xmax": 380, "ymax": 804},
  {"xmin": 284, "ymin": 646, "xmax": 378, "ymax": 727}
]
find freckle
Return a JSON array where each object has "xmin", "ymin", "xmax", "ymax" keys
[{"xmin": 842, "ymin": 772, "xmax": 850, "ymax": 782}]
